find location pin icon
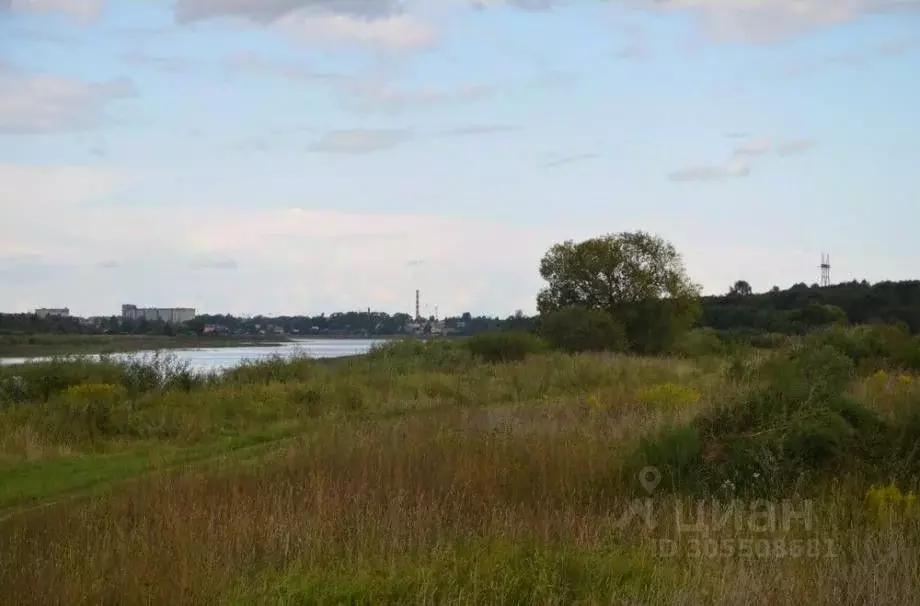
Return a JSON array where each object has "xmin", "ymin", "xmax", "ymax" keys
[{"xmin": 639, "ymin": 466, "xmax": 662, "ymax": 495}]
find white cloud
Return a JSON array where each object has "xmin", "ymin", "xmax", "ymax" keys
[
  {"xmin": 632, "ymin": 0, "xmax": 920, "ymax": 43},
  {"xmin": 172, "ymin": 0, "xmax": 441, "ymax": 52},
  {"xmin": 472, "ymin": 0, "xmax": 920, "ymax": 43},
  {"xmin": 275, "ymin": 10, "xmax": 439, "ymax": 51},
  {"xmin": 172, "ymin": 0, "xmax": 402, "ymax": 24},
  {"xmin": 0, "ymin": 63, "xmax": 136, "ymax": 134},
  {"xmin": 7, "ymin": 0, "xmax": 104, "ymax": 22},
  {"xmin": 168, "ymin": 0, "xmax": 565, "ymax": 55},
  {"xmin": 17, "ymin": 0, "xmax": 910, "ymax": 49}
]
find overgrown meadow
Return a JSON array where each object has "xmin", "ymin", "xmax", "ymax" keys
[{"xmin": 2, "ymin": 326, "xmax": 920, "ymax": 604}]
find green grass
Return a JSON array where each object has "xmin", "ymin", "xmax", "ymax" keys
[{"xmin": 0, "ymin": 424, "xmax": 302, "ymax": 514}]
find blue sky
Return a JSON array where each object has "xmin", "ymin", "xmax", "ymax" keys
[{"xmin": 1, "ymin": 0, "xmax": 918, "ymax": 317}]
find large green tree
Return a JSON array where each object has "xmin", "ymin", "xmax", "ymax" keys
[{"xmin": 536, "ymin": 231, "xmax": 701, "ymax": 353}]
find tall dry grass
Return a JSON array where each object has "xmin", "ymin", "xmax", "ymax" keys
[
  {"xmin": 1, "ymin": 337, "xmax": 919, "ymax": 604},
  {"xmin": 3, "ymin": 408, "xmax": 920, "ymax": 604}
]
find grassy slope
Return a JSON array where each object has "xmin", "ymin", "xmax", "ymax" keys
[{"xmin": 1, "ymin": 340, "xmax": 919, "ymax": 604}]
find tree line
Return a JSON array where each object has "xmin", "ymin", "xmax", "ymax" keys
[{"xmin": 0, "ymin": 310, "xmax": 523, "ymax": 337}]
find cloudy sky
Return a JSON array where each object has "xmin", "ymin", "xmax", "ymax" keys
[{"xmin": 1, "ymin": 0, "xmax": 918, "ymax": 317}]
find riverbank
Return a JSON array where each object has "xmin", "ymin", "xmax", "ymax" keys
[{"xmin": 0, "ymin": 334, "xmax": 288, "ymax": 358}]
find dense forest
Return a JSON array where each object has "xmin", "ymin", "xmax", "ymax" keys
[
  {"xmin": 3, "ymin": 279, "xmax": 920, "ymax": 338},
  {"xmin": 702, "ymin": 279, "xmax": 920, "ymax": 335}
]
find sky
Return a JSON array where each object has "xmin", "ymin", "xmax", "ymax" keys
[{"xmin": 1, "ymin": 0, "xmax": 919, "ymax": 318}]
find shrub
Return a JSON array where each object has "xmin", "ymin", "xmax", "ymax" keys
[
  {"xmin": 669, "ymin": 328, "xmax": 724, "ymax": 357},
  {"xmin": 465, "ymin": 332, "xmax": 549, "ymax": 363},
  {"xmin": 536, "ymin": 307, "xmax": 627, "ymax": 353},
  {"xmin": 628, "ymin": 425, "xmax": 702, "ymax": 494},
  {"xmin": 619, "ymin": 297, "xmax": 700, "ymax": 355},
  {"xmin": 625, "ymin": 342, "xmax": 911, "ymax": 498},
  {"xmin": 0, "ymin": 356, "xmax": 126, "ymax": 404},
  {"xmin": 804, "ymin": 323, "xmax": 918, "ymax": 373},
  {"xmin": 0, "ymin": 353, "xmax": 204, "ymax": 406}
]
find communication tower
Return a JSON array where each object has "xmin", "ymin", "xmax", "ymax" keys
[{"xmin": 820, "ymin": 253, "xmax": 831, "ymax": 287}]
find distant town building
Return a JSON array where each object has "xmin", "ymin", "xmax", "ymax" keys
[
  {"xmin": 34, "ymin": 308, "xmax": 70, "ymax": 318},
  {"xmin": 403, "ymin": 319, "xmax": 447, "ymax": 336},
  {"xmin": 121, "ymin": 304, "xmax": 196, "ymax": 324}
]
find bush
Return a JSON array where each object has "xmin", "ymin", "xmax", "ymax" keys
[
  {"xmin": 0, "ymin": 357, "xmax": 126, "ymax": 404},
  {"xmin": 620, "ymin": 297, "xmax": 700, "ymax": 355},
  {"xmin": 669, "ymin": 328, "xmax": 724, "ymax": 357},
  {"xmin": 465, "ymin": 332, "xmax": 549, "ymax": 363},
  {"xmin": 625, "ymin": 342, "xmax": 914, "ymax": 498},
  {"xmin": 0, "ymin": 352, "xmax": 206, "ymax": 405},
  {"xmin": 804, "ymin": 324, "xmax": 920, "ymax": 372},
  {"xmin": 536, "ymin": 307, "xmax": 627, "ymax": 353}
]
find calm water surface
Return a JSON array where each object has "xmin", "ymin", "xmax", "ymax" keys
[{"xmin": 0, "ymin": 338, "xmax": 386, "ymax": 373}]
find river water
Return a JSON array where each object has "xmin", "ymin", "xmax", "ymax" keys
[{"xmin": 0, "ymin": 338, "xmax": 386, "ymax": 373}]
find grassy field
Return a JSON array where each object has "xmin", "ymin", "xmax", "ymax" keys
[
  {"xmin": 0, "ymin": 333, "xmax": 290, "ymax": 358},
  {"xmin": 1, "ymin": 332, "xmax": 919, "ymax": 604}
]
